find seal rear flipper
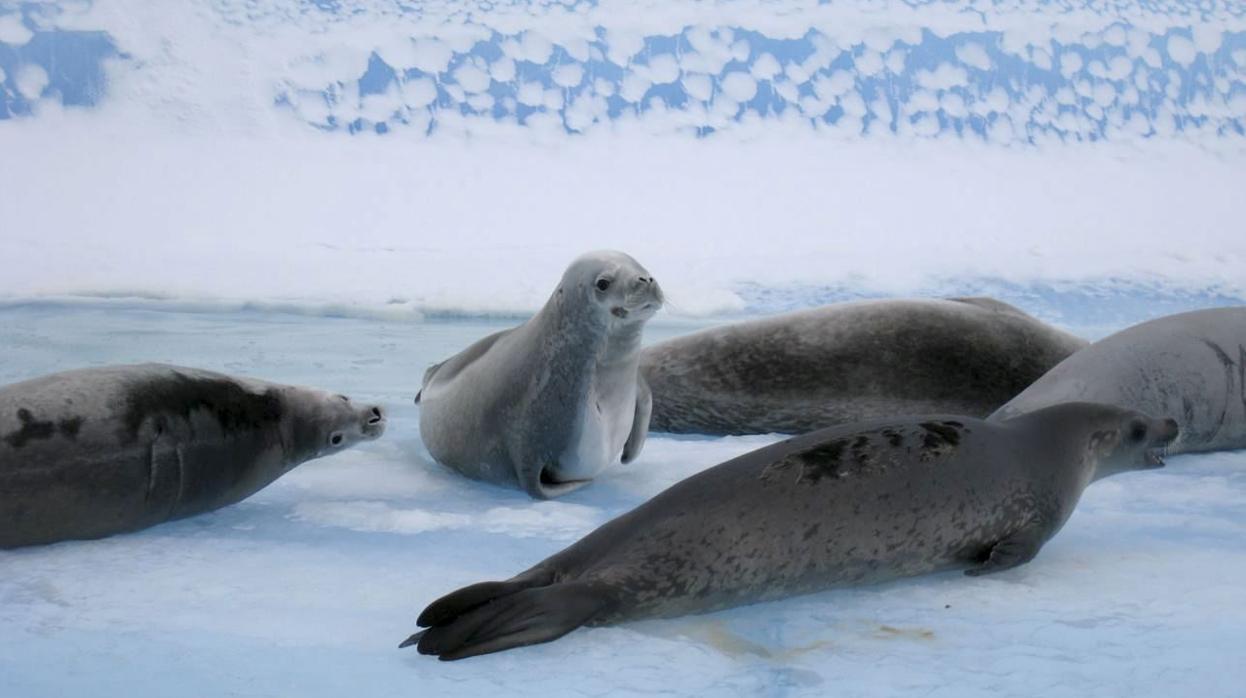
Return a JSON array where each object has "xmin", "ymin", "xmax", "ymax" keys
[
  {"xmin": 407, "ymin": 581, "xmax": 610, "ymax": 661},
  {"xmin": 964, "ymin": 526, "xmax": 1048, "ymax": 577},
  {"xmin": 416, "ymin": 570, "xmax": 554, "ymax": 628},
  {"xmin": 518, "ymin": 460, "xmax": 593, "ymax": 499}
]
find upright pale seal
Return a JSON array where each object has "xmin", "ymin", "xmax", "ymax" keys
[
  {"xmin": 403, "ymin": 402, "xmax": 1177, "ymax": 660},
  {"xmin": 0, "ymin": 364, "xmax": 386, "ymax": 548},
  {"xmin": 991, "ymin": 307, "xmax": 1246, "ymax": 454},
  {"xmin": 641, "ymin": 297, "xmax": 1087, "ymax": 435},
  {"xmin": 416, "ymin": 251, "xmax": 662, "ymax": 498}
]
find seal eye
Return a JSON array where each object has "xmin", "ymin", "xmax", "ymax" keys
[
  {"xmin": 595, "ymin": 278, "xmax": 611, "ymax": 292},
  {"xmin": 330, "ymin": 433, "xmax": 344, "ymax": 446},
  {"xmin": 1129, "ymin": 421, "xmax": 1148, "ymax": 442}
]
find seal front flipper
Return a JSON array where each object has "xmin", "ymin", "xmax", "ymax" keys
[
  {"xmin": 408, "ymin": 581, "xmax": 611, "ymax": 661},
  {"xmin": 965, "ymin": 525, "xmax": 1048, "ymax": 577},
  {"xmin": 145, "ymin": 425, "xmax": 184, "ymax": 522},
  {"xmin": 621, "ymin": 376, "xmax": 652, "ymax": 464}
]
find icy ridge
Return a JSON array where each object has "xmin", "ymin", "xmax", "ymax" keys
[{"xmin": 1, "ymin": 1, "xmax": 1244, "ymax": 142}]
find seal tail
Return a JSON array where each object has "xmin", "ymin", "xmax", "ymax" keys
[{"xmin": 401, "ymin": 579, "xmax": 609, "ymax": 661}]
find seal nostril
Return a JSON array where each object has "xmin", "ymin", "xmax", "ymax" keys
[{"xmin": 368, "ymin": 406, "xmax": 384, "ymax": 424}]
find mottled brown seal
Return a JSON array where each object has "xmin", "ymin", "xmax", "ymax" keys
[
  {"xmin": 641, "ymin": 297, "xmax": 1087, "ymax": 435},
  {"xmin": 402, "ymin": 401, "xmax": 1176, "ymax": 660},
  {"xmin": 0, "ymin": 364, "xmax": 385, "ymax": 548}
]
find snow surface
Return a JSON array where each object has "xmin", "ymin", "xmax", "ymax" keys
[
  {"xmin": 1, "ymin": 304, "xmax": 1245, "ymax": 698},
  {"xmin": 1, "ymin": 1, "xmax": 1245, "ymax": 317}
]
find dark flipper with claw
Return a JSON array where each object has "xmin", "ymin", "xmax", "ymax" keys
[{"xmin": 401, "ymin": 575, "xmax": 611, "ymax": 661}]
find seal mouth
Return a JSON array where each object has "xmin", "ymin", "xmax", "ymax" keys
[
  {"xmin": 1144, "ymin": 445, "xmax": 1167, "ymax": 468},
  {"xmin": 1144, "ymin": 418, "xmax": 1179, "ymax": 468},
  {"xmin": 612, "ymin": 299, "xmax": 660, "ymax": 320}
]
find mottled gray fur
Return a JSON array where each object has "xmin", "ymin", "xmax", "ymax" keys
[
  {"xmin": 405, "ymin": 402, "xmax": 1177, "ymax": 660},
  {"xmin": 0, "ymin": 364, "xmax": 386, "ymax": 548},
  {"xmin": 991, "ymin": 307, "xmax": 1246, "ymax": 454},
  {"xmin": 641, "ymin": 297, "xmax": 1088, "ymax": 435}
]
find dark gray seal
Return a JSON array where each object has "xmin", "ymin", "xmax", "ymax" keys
[
  {"xmin": 402, "ymin": 401, "xmax": 1176, "ymax": 660},
  {"xmin": 0, "ymin": 363, "xmax": 386, "ymax": 548},
  {"xmin": 641, "ymin": 297, "xmax": 1088, "ymax": 435},
  {"xmin": 990, "ymin": 307, "xmax": 1246, "ymax": 454},
  {"xmin": 416, "ymin": 251, "xmax": 662, "ymax": 499}
]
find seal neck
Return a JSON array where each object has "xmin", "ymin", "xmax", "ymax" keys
[
  {"xmin": 530, "ymin": 286, "xmax": 613, "ymax": 369},
  {"xmin": 1006, "ymin": 405, "xmax": 1106, "ymax": 511},
  {"xmin": 599, "ymin": 321, "xmax": 646, "ymax": 366}
]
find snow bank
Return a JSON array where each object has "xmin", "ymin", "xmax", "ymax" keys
[
  {"xmin": 1, "ymin": 2, "xmax": 1244, "ymax": 318},
  {"xmin": 1, "ymin": 132, "xmax": 1243, "ymax": 319}
]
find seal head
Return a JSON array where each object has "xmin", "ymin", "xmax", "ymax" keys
[
  {"xmin": 559, "ymin": 250, "xmax": 663, "ymax": 328},
  {"xmin": 283, "ymin": 387, "xmax": 387, "ymax": 464}
]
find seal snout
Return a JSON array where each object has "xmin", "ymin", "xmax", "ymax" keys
[
  {"xmin": 1155, "ymin": 417, "xmax": 1179, "ymax": 443},
  {"xmin": 360, "ymin": 404, "xmax": 387, "ymax": 439},
  {"xmin": 628, "ymin": 274, "xmax": 663, "ymax": 310},
  {"xmin": 1144, "ymin": 417, "xmax": 1179, "ymax": 467}
]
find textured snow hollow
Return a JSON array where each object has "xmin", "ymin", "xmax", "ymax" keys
[
  {"xmin": 1, "ymin": 1, "xmax": 1245, "ymax": 143},
  {"xmin": 1, "ymin": 305, "xmax": 1243, "ymax": 698}
]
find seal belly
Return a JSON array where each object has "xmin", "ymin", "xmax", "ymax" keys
[{"xmin": 557, "ymin": 380, "xmax": 637, "ymax": 481}]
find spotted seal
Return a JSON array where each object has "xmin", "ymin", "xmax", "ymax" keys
[
  {"xmin": 0, "ymin": 363, "xmax": 385, "ymax": 547},
  {"xmin": 403, "ymin": 401, "xmax": 1176, "ymax": 660},
  {"xmin": 641, "ymin": 297, "xmax": 1087, "ymax": 435}
]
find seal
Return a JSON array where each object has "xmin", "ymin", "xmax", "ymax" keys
[
  {"xmin": 990, "ymin": 307, "xmax": 1246, "ymax": 454},
  {"xmin": 402, "ymin": 402, "xmax": 1177, "ymax": 660},
  {"xmin": 0, "ymin": 363, "xmax": 386, "ymax": 548},
  {"xmin": 416, "ymin": 250, "xmax": 662, "ymax": 498},
  {"xmin": 640, "ymin": 297, "xmax": 1088, "ymax": 435}
]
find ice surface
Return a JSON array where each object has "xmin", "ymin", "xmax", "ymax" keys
[{"xmin": 1, "ymin": 304, "xmax": 1245, "ymax": 698}]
